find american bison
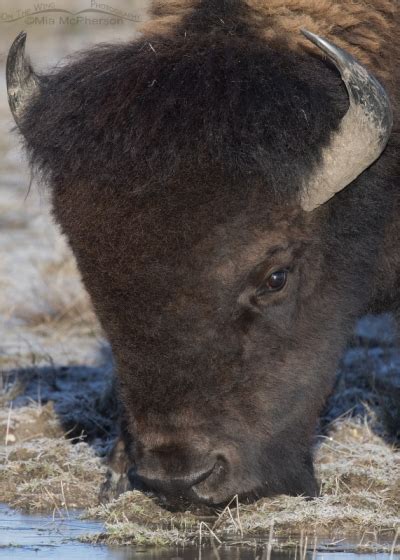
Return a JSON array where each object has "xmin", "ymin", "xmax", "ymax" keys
[{"xmin": 7, "ymin": 0, "xmax": 400, "ymax": 505}]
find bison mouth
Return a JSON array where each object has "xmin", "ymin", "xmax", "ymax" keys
[
  {"xmin": 101, "ymin": 445, "xmax": 319, "ymax": 508},
  {"xmin": 126, "ymin": 467, "xmax": 318, "ymax": 509}
]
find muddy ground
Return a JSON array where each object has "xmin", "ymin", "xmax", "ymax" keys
[{"xmin": 0, "ymin": 13, "xmax": 399, "ymax": 553}]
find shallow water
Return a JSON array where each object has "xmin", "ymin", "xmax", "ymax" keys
[{"xmin": 1, "ymin": 505, "xmax": 399, "ymax": 560}]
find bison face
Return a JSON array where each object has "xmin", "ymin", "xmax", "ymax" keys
[
  {"xmin": 7, "ymin": 30, "xmax": 392, "ymax": 506},
  {"xmin": 106, "ymin": 202, "xmax": 352, "ymax": 506}
]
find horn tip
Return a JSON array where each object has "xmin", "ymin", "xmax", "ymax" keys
[
  {"xmin": 300, "ymin": 28, "xmax": 313, "ymax": 39},
  {"xmin": 11, "ymin": 31, "xmax": 27, "ymax": 50},
  {"xmin": 7, "ymin": 31, "xmax": 33, "ymax": 124},
  {"xmin": 300, "ymin": 28, "xmax": 328, "ymax": 52},
  {"xmin": 7, "ymin": 32, "xmax": 28, "ymax": 70}
]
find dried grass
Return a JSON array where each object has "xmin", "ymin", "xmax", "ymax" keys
[{"xmin": 0, "ymin": 401, "xmax": 106, "ymax": 512}]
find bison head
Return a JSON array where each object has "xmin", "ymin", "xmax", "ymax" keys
[{"xmin": 7, "ymin": 28, "xmax": 392, "ymax": 505}]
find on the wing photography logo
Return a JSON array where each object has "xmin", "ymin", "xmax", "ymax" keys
[{"xmin": 0, "ymin": 1, "xmax": 141, "ymax": 25}]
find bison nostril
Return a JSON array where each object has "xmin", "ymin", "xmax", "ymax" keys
[
  {"xmin": 179, "ymin": 465, "xmax": 215, "ymax": 488},
  {"xmin": 189, "ymin": 463, "xmax": 216, "ymax": 487}
]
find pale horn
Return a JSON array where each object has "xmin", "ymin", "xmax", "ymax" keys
[
  {"xmin": 7, "ymin": 32, "xmax": 40, "ymax": 125},
  {"xmin": 300, "ymin": 29, "xmax": 393, "ymax": 212}
]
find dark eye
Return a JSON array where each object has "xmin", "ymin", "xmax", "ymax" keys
[{"xmin": 257, "ymin": 269, "xmax": 288, "ymax": 295}]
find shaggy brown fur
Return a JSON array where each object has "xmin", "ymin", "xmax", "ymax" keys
[
  {"xmin": 145, "ymin": 1, "xmax": 397, "ymax": 75},
  {"xmin": 12, "ymin": 0, "xmax": 400, "ymax": 505}
]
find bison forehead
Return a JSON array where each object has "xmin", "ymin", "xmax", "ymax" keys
[
  {"xmin": 19, "ymin": 20, "xmax": 348, "ymax": 204},
  {"xmin": 115, "ymin": 197, "xmax": 310, "ymax": 303}
]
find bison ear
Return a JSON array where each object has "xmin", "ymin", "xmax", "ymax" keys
[
  {"xmin": 7, "ymin": 32, "xmax": 40, "ymax": 126},
  {"xmin": 300, "ymin": 29, "xmax": 393, "ymax": 212}
]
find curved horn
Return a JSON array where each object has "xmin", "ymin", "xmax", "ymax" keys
[
  {"xmin": 300, "ymin": 29, "xmax": 393, "ymax": 212},
  {"xmin": 7, "ymin": 32, "xmax": 39, "ymax": 125}
]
